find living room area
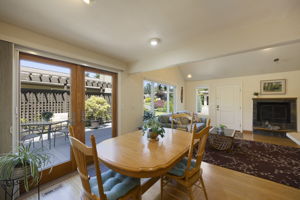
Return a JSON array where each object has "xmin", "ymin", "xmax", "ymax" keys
[{"xmin": 0, "ymin": 1, "xmax": 300, "ymax": 200}]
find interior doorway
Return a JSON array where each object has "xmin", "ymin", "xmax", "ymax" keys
[{"xmin": 216, "ymin": 85, "xmax": 242, "ymax": 131}]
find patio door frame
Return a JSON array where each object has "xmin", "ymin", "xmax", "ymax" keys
[
  {"xmin": 77, "ymin": 66, "xmax": 118, "ymax": 143},
  {"xmin": 18, "ymin": 53, "xmax": 78, "ymax": 184},
  {"xmin": 17, "ymin": 53, "xmax": 118, "ymax": 185}
]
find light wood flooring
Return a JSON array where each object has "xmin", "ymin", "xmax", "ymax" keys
[{"xmin": 18, "ymin": 133, "xmax": 300, "ymax": 200}]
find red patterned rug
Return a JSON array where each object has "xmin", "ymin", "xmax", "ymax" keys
[{"xmin": 203, "ymin": 139, "xmax": 300, "ymax": 189}]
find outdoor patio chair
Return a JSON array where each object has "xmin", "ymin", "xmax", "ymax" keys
[
  {"xmin": 52, "ymin": 120, "xmax": 70, "ymax": 147},
  {"xmin": 20, "ymin": 125, "xmax": 46, "ymax": 149}
]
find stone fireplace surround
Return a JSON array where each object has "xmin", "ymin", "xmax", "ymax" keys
[{"xmin": 253, "ymin": 98, "xmax": 297, "ymax": 137}]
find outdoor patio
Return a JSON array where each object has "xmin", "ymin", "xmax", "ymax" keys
[{"xmin": 23, "ymin": 124, "xmax": 112, "ymax": 170}]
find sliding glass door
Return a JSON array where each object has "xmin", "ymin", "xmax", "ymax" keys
[
  {"xmin": 18, "ymin": 53, "xmax": 76, "ymax": 183},
  {"xmin": 17, "ymin": 53, "xmax": 118, "ymax": 184}
]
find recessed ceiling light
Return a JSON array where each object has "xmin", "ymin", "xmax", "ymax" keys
[
  {"xmin": 149, "ymin": 38, "xmax": 161, "ymax": 47},
  {"xmin": 83, "ymin": 0, "xmax": 95, "ymax": 5},
  {"xmin": 187, "ymin": 74, "xmax": 192, "ymax": 78}
]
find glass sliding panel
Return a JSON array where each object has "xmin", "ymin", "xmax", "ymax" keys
[
  {"xmin": 19, "ymin": 59, "xmax": 71, "ymax": 170},
  {"xmin": 84, "ymin": 71, "xmax": 112, "ymax": 146}
]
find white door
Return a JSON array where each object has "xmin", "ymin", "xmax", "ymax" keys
[{"xmin": 216, "ymin": 85, "xmax": 241, "ymax": 130}]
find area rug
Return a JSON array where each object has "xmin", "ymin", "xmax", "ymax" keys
[{"xmin": 203, "ymin": 139, "xmax": 300, "ymax": 189}]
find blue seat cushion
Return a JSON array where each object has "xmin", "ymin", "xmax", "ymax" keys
[
  {"xmin": 89, "ymin": 169, "xmax": 140, "ymax": 200},
  {"xmin": 168, "ymin": 157, "xmax": 197, "ymax": 177}
]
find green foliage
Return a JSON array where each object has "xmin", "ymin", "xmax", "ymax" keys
[
  {"xmin": 143, "ymin": 118, "xmax": 165, "ymax": 138},
  {"xmin": 41, "ymin": 112, "xmax": 53, "ymax": 121},
  {"xmin": 85, "ymin": 96, "xmax": 111, "ymax": 121},
  {"xmin": 143, "ymin": 110, "xmax": 155, "ymax": 121},
  {"xmin": 144, "ymin": 97, "xmax": 152, "ymax": 103},
  {"xmin": 218, "ymin": 124, "xmax": 227, "ymax": 129},
  {"xmin": 0, "ymin": 144, "xmax": 51, "ymax": 191}
]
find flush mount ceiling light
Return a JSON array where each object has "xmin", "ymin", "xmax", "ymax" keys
[
  {"xmin": 149, "ymin": 38, "xmax": 161, "ymax": 47},
  {"xmin": 187, "ymin": 74, "xmax": 192, "ymax": 79},
  {"xmin": 83, "ymin": 0, "xmax": 95, "ymax": 5}
]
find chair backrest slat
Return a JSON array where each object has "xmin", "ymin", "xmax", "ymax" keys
[
  {"xmin": 69, "ymin": 126, "xmax": 107, "ymax": 200},
  {"xmin": 185, "ymin": 123, "xmax": 210, "ymax": 176},
  {"xmin": 171, "ymin": 112, "xmax": 194, "ymax": 132}
]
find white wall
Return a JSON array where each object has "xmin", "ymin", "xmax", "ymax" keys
[
  {"xmin": 186, "ymin": 70, "xmax": 300, "ymax": 131},
  {"xmin": 120, "ymin": 67, "xmax": 185, "ymax": 134},
  {"xmin": 0, "ymin": 21, "xmax": 127, "ymax": 71}
]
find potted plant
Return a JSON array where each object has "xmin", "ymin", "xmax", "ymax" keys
[
  {"xmin": 143, "ymin": 118, "xmax": 165, "ymax": 141},
  {"xmin": 0, "ymin": 144, "xmax": 51, "ymax": 191},
  {"xmin": 217, "ymin": 124, "xmax": 227, "ymax": 134},
  {"xmin": 41, "ymin": 111, "xmax": 53, "ymax": 121},
  {"xmin": 85, "ymin": 96, "xmax": 111, "ymax": 128}
]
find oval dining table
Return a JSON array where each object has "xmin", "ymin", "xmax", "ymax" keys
[{"xmin": 96, "ymin": 128, "xmax": 192, "ymax": 194}]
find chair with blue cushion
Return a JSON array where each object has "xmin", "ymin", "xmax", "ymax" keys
[
  {"xmin": 68, "ymin": 126, "xmax": 141, "ymax": 200},
  {"xmin": 161, "ymin": 125, "xmax": 210, "ymax": 200}
]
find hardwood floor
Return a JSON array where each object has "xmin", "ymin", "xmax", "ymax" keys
[
  {"xmin": 241, "ymin": 131, "xmax": 299, "ymax": 148},
  {"xmin": 18, "ymin": 133, "xmax": 300, "ymax": 200}
]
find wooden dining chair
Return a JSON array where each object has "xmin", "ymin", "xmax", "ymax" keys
[
  {"xmin": 161, "ymin": 125, "xmax": 210, "ymax": 200},
  {"xmin": 206, "ymin": 118, "xmax": 211, "ymax": 127},
  {"xmin": 171, "ymin": 112, "xmax": 194, "ymax": 133},
  {"xmin": 68, "ymin": 126, "xmax": 141, "ymax": 200}
]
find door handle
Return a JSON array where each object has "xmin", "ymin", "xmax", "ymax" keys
[{"xmin": 216, "ymin": 105, "xmax": 220, "ymax": 111}]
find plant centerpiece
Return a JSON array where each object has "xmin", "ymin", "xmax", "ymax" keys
[
  {"xmin": 85, "ymin": 96, "xmax": 111, "ymax": 128},
  {"xmin": 0, "ymin": 144, "xmax": 51, "ymax": 191},
  {"xmin": 41, "ymin": 111, "xmax": 53, "ymax": 121},
  {"xmin": 143, "ymin": 118, "xmax": 165, "ymax": 141},
  {"xmin": 217, "ymin": 124, "xmax": 227, "ymax": 134}
]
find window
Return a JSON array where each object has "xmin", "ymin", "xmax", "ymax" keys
[
  {"xmin": 196, "ymin": 87, "xmax": 209, "ymax": 115},
  {"xmin": 144, "ymin": 80, "xmax": 175, "ymax": 116}
]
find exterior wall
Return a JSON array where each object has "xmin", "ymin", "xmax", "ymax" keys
[
  {"xmin": 120, "ymin": 67, "xmax": 185, "ymax": 134},
  {"xmin": 0, "ymin": 40, "xmax": 13, "ymax": 154},
  {"xmin": 185, "ymin": 70, "xmax": 300, "ymax": 131}
]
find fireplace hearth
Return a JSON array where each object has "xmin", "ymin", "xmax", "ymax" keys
[{"xmin": 253, "ymin": 98, "xmax": 297, "ymax": 137}]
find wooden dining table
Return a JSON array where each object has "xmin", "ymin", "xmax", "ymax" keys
[{"xmin": 97, "ymin": 128, "xmax": 192, "ymax": 194}]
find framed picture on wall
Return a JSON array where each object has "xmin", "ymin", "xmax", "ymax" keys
[{"xmin": 260, "ymin": 79, "xmax": 286, "ymax": 95}]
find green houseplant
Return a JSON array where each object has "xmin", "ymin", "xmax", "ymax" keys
[
  {"xmin": 0, "ymin": 144, "xmax": 51, "ymax": 191},
  {"xmin": 217, "ymin": 124, "xmax": 227, "ymax": 134},
  {"xmin": 143, "ymin": 118, "xmax": 165, "ymax": 141},
  {"xmin": 41, "ymin": 112, "xmax": 53, "ymax": 121},
  {"xmin": 85, "ymin": 96, "xmax": 111, "ymax": 128}
]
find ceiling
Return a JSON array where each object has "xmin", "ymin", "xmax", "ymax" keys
[
  {"xmin": 0, "ymin": 0, "xmax": 298, "ymax": 64},
  {"xmin": 179, "ymin": 41, "xmax": 300, "ymax": 81}
]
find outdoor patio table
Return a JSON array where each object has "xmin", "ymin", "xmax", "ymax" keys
[
  {"xmin": 21, "ymin": 120, "xmax": 69, "ymax": 149},
  {"xmin": 97, "ymin": 128, "xmax": 192, "ymax": 194}
]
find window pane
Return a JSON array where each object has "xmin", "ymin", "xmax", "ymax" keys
[
  {"xmin": 144, "ymin": 80, "xmax": 175, "ymax": 117},
  {"xmin": 144, "ymin": 81, "xmax": 152, "ymax": 112},
  {"xmin": 196, "ymin": 88, "xmax": 209, "ymax": 115},
  {"xmin": 20, "ymin": 59, "xmax": 71, "ymax": 170},
  {"xmin": 169, "ymin": 93, "xmax": 174, "ymax": 113},
  {"xmin": 154, "ymin": 83, "xmax": 168, "ymax": 116}
]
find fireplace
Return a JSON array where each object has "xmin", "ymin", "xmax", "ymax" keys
[{"xmin": 253, "ymin": 98, "xmax": 297, "ymax": 136}]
